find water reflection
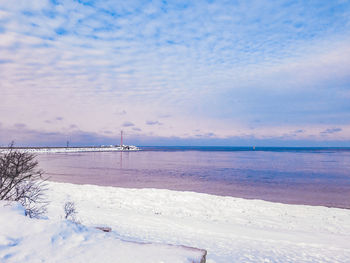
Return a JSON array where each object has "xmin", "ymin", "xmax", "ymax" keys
[{"xmin": 37, "ymin": 149, "xmax": 350, "ymax": 208}]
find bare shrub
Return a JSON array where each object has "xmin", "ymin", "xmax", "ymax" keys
[
  {"xmin": 0, "ymin": 143, "xmax": 48, "ymax": 218},
  {"xmin": 64, "ymin": 201, "xmax": 78, "ymax": 222}
]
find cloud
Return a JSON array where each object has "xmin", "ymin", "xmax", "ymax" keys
[
  {"xmin": 132, "ymin": 127, "xmax": 142, "ymax": 131},
  {"xmin": 146, "ymin": 120, "xmax": 162, "ymax": 126},
  {"xmin": 0, "ymin": 59, "xmax": 13, "ymax": 64},
  {"xmin": 115, "ymin": 110, "xmax": 127, "ymax": 115},
  {"xmin": 320, "ymin": 128, "xmax": 342, "ymax": 135},
  {"xmin": 195, "ymin": 132, "xmax": 215, "ymax": 138},
  {"xmin": 0, "ymin": 124, "xmax": 111, "ymax": 147},
  {"xmin": 14, "ymin": 123, "xmax": 27, "ymax": 129},
  {"xmin": 44, "ymin": 117, "xmax": 63, "ymax": 124},
  {"xmin": 122, "ymin": 121, "xmax": 134, "ymax": 127},
  {"xmin": 158, "ymin": 114, "xmax": 171, "ymax": 118},
  {"xmin": 0, "ymin": 0, "xmax": 350, "ymax": 145},
  {"xmin": 1, "ymin": 122, "xmax": 350, "ymax": 147}
]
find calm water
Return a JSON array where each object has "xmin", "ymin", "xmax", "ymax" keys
[{"xmin": 37, "ymin": 147, "xmax": 350, "ymax": 208}]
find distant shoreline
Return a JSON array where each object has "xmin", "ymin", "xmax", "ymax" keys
[
  {"xmin": 2, "ymin": 146, "xmax": 350, "ymax": 153},
  {"xmin": 0, "ymin": 145, "xmax": 140, "ymax": 153},
  {"xmin": 3, "ymin": 146, "xmax": 349, "ymax": 149},
  {"xmin": 1, "ymin": 146, "xmax": 124, "ymax": 149}
]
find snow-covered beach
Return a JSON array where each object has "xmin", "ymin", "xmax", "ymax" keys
[
  {"xmin": 2, "ymin": 181, "xmax": 350, "ymax": 262},
  {"xmin": 0, "ymin": 200, "xmax": 205, "ymax": 263}
]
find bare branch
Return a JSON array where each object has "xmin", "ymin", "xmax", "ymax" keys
[
  {"xmin": 0, "ymin": 143, "xmax": 48, "ymax": 218},
  {"xmin": 64, "ymin": 201, "xmax": 78, "ymax": 223}
]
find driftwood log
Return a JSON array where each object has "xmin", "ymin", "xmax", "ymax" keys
[
  {"xmin": 94, "ymin": 226, "xmax": 206, "ymax": 262},
  {"xmin": 95, "ymin": 226, "xmax": 112, "ymax": 232}
]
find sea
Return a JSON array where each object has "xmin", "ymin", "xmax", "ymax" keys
[{"xmin": 37, "ymin": 147, "xmax": 350, "ymax": 209}]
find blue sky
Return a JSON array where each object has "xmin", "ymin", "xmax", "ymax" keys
[{"xmin": 0, "ymin": 0, "xmax": 350, "ymax": 146}]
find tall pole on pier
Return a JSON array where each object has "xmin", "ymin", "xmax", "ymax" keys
[{"xmin": 121, "ymin": 130, "xmax": 123, "ymax": 146}]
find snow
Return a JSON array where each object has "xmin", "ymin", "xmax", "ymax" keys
[
  {"xmin": 2, "ymin": 181, "xmax": 350, "ymax": 262},
  {"xmin": 0, "ymin": 202, "xmax": 204, "ymax": 263}
]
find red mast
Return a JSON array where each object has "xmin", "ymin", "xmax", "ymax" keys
[{"xmin": 121, "ymin": 130, "xmax": 123, "ymax": 146}]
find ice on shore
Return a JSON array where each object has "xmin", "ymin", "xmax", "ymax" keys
[{"xmin": 2, "ymin": 181, "xmax": 350, "ymax": 262}]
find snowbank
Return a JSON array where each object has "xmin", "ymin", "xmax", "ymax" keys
[
  {"xmin": 45, "ymin": 182, "xmax": 350, "ymax": 263},
  {"xmin": 2, "ymin": 182, "xmax": 350, "ymax": 262},
  {"xmin": 0, "ymin": 202, "xmax": 205, "ymax": 263}
]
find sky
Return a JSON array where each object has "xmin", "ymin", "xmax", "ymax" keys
[{"xmin": 0, "ymin": 0, "xmax": 350, "ymax": 146}]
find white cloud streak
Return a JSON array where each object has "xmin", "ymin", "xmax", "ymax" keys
[{"xmin": 1, "ymin": 0, "xmax": 350, "ymax": 144}]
